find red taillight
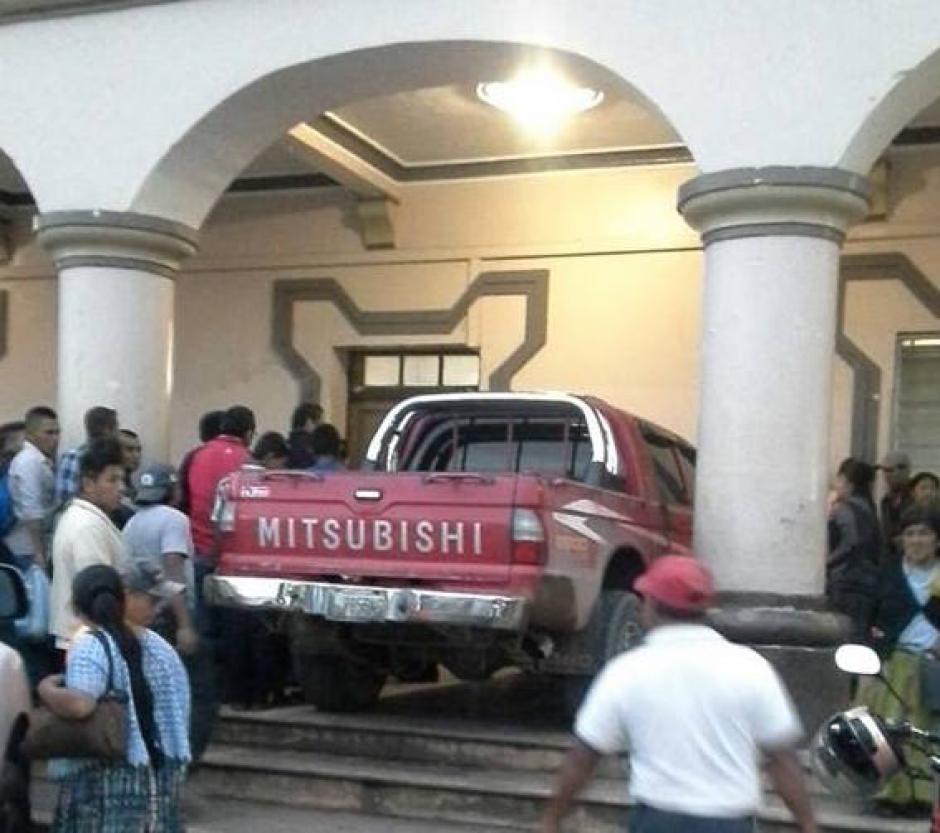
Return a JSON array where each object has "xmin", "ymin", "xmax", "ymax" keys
[{"xmin": 511, "ymin": 508, "xmax": 546, "ymax": 565}]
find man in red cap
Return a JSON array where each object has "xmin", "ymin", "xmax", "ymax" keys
[{"xmin": 540, "ymin": 554, "xmax": 817, "ymax": 833}]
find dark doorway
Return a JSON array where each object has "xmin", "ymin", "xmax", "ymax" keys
[{"xmin": 346, "ymin": 348, "xmax": 481, "ymax": 467}]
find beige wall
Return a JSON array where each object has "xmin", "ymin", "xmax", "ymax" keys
[
  {"xmin": 0, "ymin": 275, "xmax": 55, "ymax": 418},
  {"xmin": 165, "ymin": 163, "xmax": 702, "ymax": 460},
  {"xmin": 0, "ymin": 154, "xmax": 936, "ymax": 468},
  {"xmin": 837, "ymin": 146, "xmax": 940, "ymax": 475}
]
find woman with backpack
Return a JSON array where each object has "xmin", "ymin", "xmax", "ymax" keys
[{"xmin": 826, "ymin": 457, "xmax": 882, "ymax": 642}]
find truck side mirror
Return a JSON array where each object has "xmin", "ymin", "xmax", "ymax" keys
[{"xmin": 0, "ymin": 564, "xmax": 28, "ymax": 621}]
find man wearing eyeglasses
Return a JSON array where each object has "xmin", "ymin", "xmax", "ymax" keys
[{"xmin": 880, "ymin": 450, "xmax": 914, "ymax": 562}]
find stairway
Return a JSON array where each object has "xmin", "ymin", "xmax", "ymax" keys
[
  {"xmin": 32, "ymin": 672, "xmax": 926, "ymax": 831},
  {"xmin": 193, "ymin": 671, "xmax": 924, "ymax": 833}
]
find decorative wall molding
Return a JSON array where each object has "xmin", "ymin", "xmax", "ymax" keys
[
  {"xmin": 271, "ymin": 269, "xmax": 549, "ymax": 403},
  {"xmin": 355, "ymin": 198, "xmax": 397, "ymax": 250},
  {"xmin": 312, "ymin": 114, "xmax": 693, "ymax": 183},
  {"xmin": 838, "ymin": 252, "xmax": 940, "ymax": 460},
  {"xmin": 0, "ymin": 213, "xmax": 10, "ymax": 264},
  {"xmin": 0, "ymin": 289, "xmax": 7, "ymax": 360}
]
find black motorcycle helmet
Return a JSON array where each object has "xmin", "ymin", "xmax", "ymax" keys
[{"xmin": 812, "ymin": 707, "xmax": 903, "ymax": 797}]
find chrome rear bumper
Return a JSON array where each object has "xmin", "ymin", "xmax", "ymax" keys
[{"xmin": 204, "ymin": 575, "xmax": 528, "ymax": 631}]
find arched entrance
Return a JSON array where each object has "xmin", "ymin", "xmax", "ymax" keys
[
  {"xmin": 130, "ymin": 40, "xmax": 687, "ymax": 228},
  {"xmin": 0, "ymin": 148, "xmax": 55, "ymax": 421}
]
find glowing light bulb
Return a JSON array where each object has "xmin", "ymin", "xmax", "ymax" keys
[{"xmin": 477, "ymin": 68, "xmax": 603, "ymax": 135}]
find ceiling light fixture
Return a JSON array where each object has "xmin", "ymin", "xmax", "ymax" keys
[{"xmin": 477, "ymin": 68, "xmax": 603, "ymax": 135}]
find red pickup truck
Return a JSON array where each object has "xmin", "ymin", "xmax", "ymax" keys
[{"xmin": 206, "ymin": 393, "xmax": 695, "ymax": 711}]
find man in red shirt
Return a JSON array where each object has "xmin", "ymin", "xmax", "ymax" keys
[
  {"xmin": 184, "ymin": 405, "xmax": 254, "ymax": 747},
  {"xmin": 187, "ymin": 405, "xmax": 254, "ymax": 561}
]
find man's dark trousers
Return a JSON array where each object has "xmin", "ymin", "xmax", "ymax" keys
[
  {"xmin": 630, "ymin": 805, "xmax": 755, "ymax": 833},
  {"xmin": 179, "ymin": 557, "xmax": 221, "ymax": 764}
]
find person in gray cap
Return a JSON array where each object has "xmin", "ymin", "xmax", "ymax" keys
[
  {"xmin": 122, "ymin": 464, "xmax": 198, "ymax": 654},
  {"xmin": 881, "ymin": 450, "xmax": 914, "ymax": 561},
  {"xmin": 122, "ymin": 559, "xmax": 187, "ymax": 626},
  {"xmin": 122, "ymin": 462, "xmax": 220, "ymax": 765}
]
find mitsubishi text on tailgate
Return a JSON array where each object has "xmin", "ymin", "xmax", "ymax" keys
[{"xmin": 206, "ymin": 393, "xmax": 695, "ymax": 712}]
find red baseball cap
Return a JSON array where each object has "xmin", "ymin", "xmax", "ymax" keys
[{"xmin": 634, "ymin": 554, "xmax": 714, "ymax": 612}]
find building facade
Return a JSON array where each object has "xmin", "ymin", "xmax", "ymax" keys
[{"xmin": 0, "ymin": 0, "xmax": 938, "ymax": 602}]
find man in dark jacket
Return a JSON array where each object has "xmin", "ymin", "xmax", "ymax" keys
[
  {"xmin": 880, "ymin": 450, "xmax": 914, "ymax": 561},
  {"xmin": 286, "ymin": 402, "xmax": 322, "ymax": 469}
]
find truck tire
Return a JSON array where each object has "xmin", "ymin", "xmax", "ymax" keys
[
  {"xmin": 595, "ymin": 589, "xmax": 644, "ymax": 660},
  {"xmin": 562, "ymin": 590, "xmax": 644, "ymax": 715},
  {"xmin": 292, "ymin": 653, "xmax": 387, "ymax": 713}
]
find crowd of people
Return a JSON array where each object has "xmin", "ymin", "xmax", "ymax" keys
[
  {"xmin": 824, "ymin": 450, "xmax": 940, "ymax": 816},
  {"xmin": 825, "ymin": 451, "xmax": 939, "ymax": 638},
  {"xmin": 0, "ymin": 400, "xmax": 345, "ymax": 832},
  {"xmin": 0, "ymin": 396, "xmax": 936, "ymax": 832}
]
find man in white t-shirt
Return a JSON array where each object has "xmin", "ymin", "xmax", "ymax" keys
[
  {"xmin": 540, "ymin": 554, "xmax": 817, "ymax": 833},
  {"xmin": 49, "ymin": 438, "xmax": 127, "ymax": 651},
  {"xmin": 3, "ymin": 406, "xmax": 60, "ymax": 570}
]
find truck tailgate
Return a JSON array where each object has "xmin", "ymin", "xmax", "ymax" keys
[{"xmin": 218, "ymin": 470, "xmax": 518, "ymax": 586}]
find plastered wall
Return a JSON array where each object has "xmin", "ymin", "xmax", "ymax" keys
[
  {"xmin": 833, "ymin": 147, "xmax": 940, "ymax": 474},
  {"xmin": 0, "ymin": 155, "xmax": 935, "ymax": 469},
  {"xmin": 0, "ymin": 276, "xmax": 55, "ymax": 417},
  {"xmin": 165, "ymin": 163, "xmax": 702, "ymax": 459}
]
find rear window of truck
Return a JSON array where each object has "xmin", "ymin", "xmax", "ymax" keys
[{"xmin": 399, "ymin": 414, "xmax": 593, "ymax": 480}]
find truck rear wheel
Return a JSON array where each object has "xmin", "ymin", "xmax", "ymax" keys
[
  {"xmin": 561, "ymin": 590, "xmax": 644, "ymax": 715},
  {"xmin": 596, "ymin": 589, "xmax": 644, "ymax": 659},
  {"xmin": 292, "ymin": 653, "xmax": 387, "ymax": 713}
]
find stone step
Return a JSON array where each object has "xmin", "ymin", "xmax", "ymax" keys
[
  {"xmin": 186, "ymin": 799, "xmax": 494, "ymax": 832},
  {"xmin": 213, "ymin": 707, "xmax": 859, "ymax": 803},
  {"xmin": 215, "ymin": 705, "xmax": 580, "ymax": 774},
  {"xmin": 197, "ymin": 742, "xmax": 924, "ymax": 832},
  {"xmin": 29, "ymin": 786, "xmax": 488, "ymax": 833}
]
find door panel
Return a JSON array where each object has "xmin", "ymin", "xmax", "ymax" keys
[{"xmin": 347, "ymin": 401, "xmax": 395, "ymax": 469}]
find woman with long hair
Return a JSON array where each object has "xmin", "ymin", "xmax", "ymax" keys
[
  {"xmin": 826, "ymin": 457, "xmax": 881, "ymax": 641},
  {"xmin": 38, "ymin": 563, "xmax": 190, "ymax": 832}
]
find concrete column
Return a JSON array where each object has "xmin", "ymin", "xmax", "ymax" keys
[
  {"xmin": 678, "ymin": 168, "xmax": 870, "ymax": 596},
  {"xmin": 35, "ymin": 211, "xmax": 199, "ymax": 461}
]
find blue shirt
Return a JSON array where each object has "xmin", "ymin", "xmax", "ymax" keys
[
  {"xmin": 54, "ymin": 444, "xmax": 86, "ymax": 506},
  {"xmin": 899, "ymin": 563, "xmax": 940, "ymax": 653},
  {"xmin": 49, "ymin": 628, "xmax": 190, "ymax": 777},
  {"xmin": 309, "ymin": 456, "xmax": 345, "ymax": 473}
]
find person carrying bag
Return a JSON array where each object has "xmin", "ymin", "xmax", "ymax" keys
[
  {"xmin": 34, "ymin": 564, "xmax": 191, "ymax": 833},
  {"xmin": 21, "ymin": 630, "xmax": 127, "ymax": 761}
]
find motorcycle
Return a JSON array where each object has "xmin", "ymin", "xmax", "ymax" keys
[{"xmin": 813, "ymin": 643, "xmax": 940, "ymax": 831}]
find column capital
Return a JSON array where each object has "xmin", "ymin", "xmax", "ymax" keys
[
  {"xmin": 34, "ymin": 210, "xmax": 199, "ymax": 278},
  {"xmin": 677, "ymin": 166, "xmax": 871, "ymax": 245}
]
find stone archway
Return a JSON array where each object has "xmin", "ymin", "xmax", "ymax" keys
[
  {"xmin": 128, "ymin": 39, "xmax": 687, "ymax": 229},
  {"xmin": 0, "ymin": 146, "xmax": 56, "ymax": 418},
  {"xmin": 840, "ymin": 41, "xmax": 940, "ymax": 172}
]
